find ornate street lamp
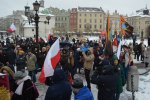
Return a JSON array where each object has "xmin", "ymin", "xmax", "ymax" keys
[{"xmin": 25, "ymin": 0, "xmax": 51, "ymax": 56}]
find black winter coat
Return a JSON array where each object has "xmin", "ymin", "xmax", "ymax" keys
[
  {"xmin": 91, "ymin": 71, "xmax": 117, "ymax": 100},
  {"xmin": 45, "ymin": 69, "xmax": 72, "ymax": 100},
  {"xmin": 12, "ymin": 79, "xmax": 39, "ymax": 100}
]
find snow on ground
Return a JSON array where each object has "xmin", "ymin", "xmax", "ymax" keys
[{"xmin": 86, "ymin": 36, "xmax": 148, "ymax": 46}]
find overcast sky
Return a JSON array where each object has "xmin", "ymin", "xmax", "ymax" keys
[{"xmin": 0, "ymin": 0, "xmax": 149, "ymax": 17}]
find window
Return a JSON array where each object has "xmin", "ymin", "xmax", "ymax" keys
[
  {"xmin": 84, "ymin": 25, "xmax": 86, "ymax": 28},
  {"xmin": 80, "ymin": 19, "xmax": 81, "ymax": 23},
  {"xmin": 90, "ymin": 25, "xmax": 92, "ymax": 28},
  {"xmin": 90, "ymin": 14, "xmax": 92, "ymax": 17},
  {"xmin": 80, "ymin": 14, "xmax": 82, "ymax": 16},
  {"xmin": 79, "ymin": 24, "xmax": 82, "ymax": 28},
  {"xmin": 84, "ymin": 19, "xmax": 86, "ymax": 23},
  {"xmin": 95, "ymin": 19, "xmax": 97, "ymax": 23},
  {"xmin": 95, "ymin": 14, "xmax": 97, "ymax": 17},
  {"xmin": 85, "ymin": 14, "xmax": 87, "ymax": 16},
  {"xmin": 100, "ymin": 14, "xmax": 102, "ymax": 17},
  {"xmin": 100, "ymin": 19, "xmax": 102, "ymax": 23},
  {"xmin": 94, "ymin": 25, "xmax": 97, "ymax": 28},
  {"xmin": 90, "ymin": 19, "xmax": 92, "ymax": 23},
  {"xmin": 62, "ymin": 17, "xmax": 63, "ymax": 21},
  {"xmin": 100, "ymin": 25, "xmax": 102, "ymax": 29},
  {"xmin": 65, "ymin": 17, "xmax": 67, "ymax": 21}
]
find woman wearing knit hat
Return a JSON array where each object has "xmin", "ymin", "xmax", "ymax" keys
[{"xmin": 12, "ymin": 70, "xmax": 39, "ymax": 100}]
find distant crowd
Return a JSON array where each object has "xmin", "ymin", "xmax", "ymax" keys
[{"xmin": 0, "ymin": 35, "xmax": 149, "ymax": 100}]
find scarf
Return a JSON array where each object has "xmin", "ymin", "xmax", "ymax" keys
[{"xmin": 15, "ymin": 76, "xmax": 31, "ymax": 95}]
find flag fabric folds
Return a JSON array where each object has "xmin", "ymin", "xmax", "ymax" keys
[
  {"xmin": 120, "ymin": 16, "xmax": 134, "ymax": 37},
  {"xmin": 39, "ymin": 38, "xmax": 61, "ymax": 83},
  {"xmin": 7, "ymin": 23, "xmax": 16, "ymax": 33},
  {"xmin": 106, "ymin": 15, "xmax": 111, "ymax": 42}
]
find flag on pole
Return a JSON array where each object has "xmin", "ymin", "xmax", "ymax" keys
[
  {"xmin": 39, "ymin": 38, "xmax": 61, "ymax": 83},
  {"xmin": 7, "ymin": 23, "xmax": 16, "ymax": 33},
  {"xmin": 117, "ymin": 40, "xmax": 122, "ymax": 59},
  {"xmin": 120, "ymin": 15, "xmax": 134, "ymax": 37},
  {"xmin": 106, "ymin": 15, "xmax": 111, "ymax": 42}
]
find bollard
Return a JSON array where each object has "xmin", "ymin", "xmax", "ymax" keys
[
  {"xmin": 127, "ymin": 65, "xmax": 139, "ymax": 92},
  {"xmin": 131, "ymin": 75, "xmax": 135, "ymax": 100}
]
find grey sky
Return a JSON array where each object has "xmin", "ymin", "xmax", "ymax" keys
[{"xmin": 0, "ymin": 0, "xmax": 149, "ymax": 17}]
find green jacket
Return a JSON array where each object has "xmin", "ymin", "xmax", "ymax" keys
[
  {"xmin": 26, "ymin": 53, "xmax": 37, "ymax": 71},
  {"xmin": 116, "ymin": 64, "xmax": 125, "ymax": 93}
]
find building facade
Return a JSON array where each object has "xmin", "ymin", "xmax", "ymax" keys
[
  {"xmin": 0, "ymin": 10, "xmax": 24, "ymax": 35},
  {"xmin": 77, "ymin": 7, "xmax": 105, "ymax": 33},
  {"xmin": 69, "ymin": 8, "xmax": 77, "ymax": 32},
  {"xmin": 21, "ymin": 13, "xmax": 55, "ymax": 38},
  {"xmin": 108, "ymin": 10, "xmax": 123, "ymax": 35},
  {"xmin": 127, "ymin": 6, "xmax": 150, "ymax": 38},
  {"xmin": 44, "ymin": 7, "xmax": 70, "ymax": 34}
]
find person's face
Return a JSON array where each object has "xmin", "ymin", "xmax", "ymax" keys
[
  {"xmin": 46, "ymin": 46, "xmax": 50, "ymax": 51},
  {"xmin": 70, "ymin": 52, "xmax": 73, "ymax": 56},
  {"xmin": 42, "ymin": 47, "xmax": 46, "ymax": 52},
  {"xmin": 2, "ymin": 70, "xmax": 9, "ymax": 75},
  {"xmin": 28, "ymin": 52, "xmax": 32, "ymax": 55},
  {"xmin": 114, "ymin": 60, "xmax": 118, "ymax": 65},
  {"xmin": 87, "ymin": 50, "xmax": 91, "ymax": 55}
]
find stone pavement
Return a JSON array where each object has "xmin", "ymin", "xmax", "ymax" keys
[
  {"xmin": 35, "ymin": 58, "xmax": 150, "ymax": 100},
  {"xmin": 35, "ymin": 70, "xmax": 134, "ymax": 100}
]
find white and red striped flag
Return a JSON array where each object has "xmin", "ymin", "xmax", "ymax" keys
[
  {"xmin": 7, "ymin": 23, "xmax": 16, "ymax": 33},
  {"xmin": 39, "ymin": 38, "xmax": 61, "ymax": 83}
]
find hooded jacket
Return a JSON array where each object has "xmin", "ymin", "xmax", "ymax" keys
[
  {"xmin": 75, "ymin": 86, "xmax": 94, "ymax": 100},
  {"xmin": 45, "ymin": 68, "xmax": 72, "ymax": 100}
]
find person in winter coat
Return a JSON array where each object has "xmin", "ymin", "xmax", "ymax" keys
[
  {"xmin": 91, "ymin": 65, "xmax": 117, "ymax": 100},
  {"xmin": 16, "ymin": 50, "xmax": 26, "ymax": 71},
  {"xmin": 0, "ymin": 48, "xmax": 8, "ymax": 65},
  {"xmin": 113, "ymin": 60, "xmax": 125, "ymax": 100},
  {"xmin": 144, "ymin": 46, "xmax": 150, "ymax": 67},
  {"xmin": 12, "ymin": 71, "xmax": 39, "ymax": 100},
  {"xmin": 26, "ymin": 50, "xmax": 37, "ymax": 82},
  {"xmin": 82, "ymin": 48, "xmax": 94, "ymax": 90},
  {"xmin": 38, "ymin": 47, "xmax": 47, "ymax": 70},
  {"xmin": 72, "ymin": 77, "xmax": 94, "ymax": 100},
  {"xmin": 45, "ymin": 68, "xmax": 72, "ymax": 100}
]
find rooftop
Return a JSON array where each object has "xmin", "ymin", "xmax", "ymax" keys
[{"xmin": 78, "ymin": 7, "xmax": 104, "ymax": 12}]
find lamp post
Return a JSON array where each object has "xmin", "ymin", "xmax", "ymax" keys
[{"xmin": 25, "ymin": 0, "xmax": 50, "ymax": 56}]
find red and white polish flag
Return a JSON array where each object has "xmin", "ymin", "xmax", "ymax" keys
[
  {"xmin": 7, "ymin": 23, "xmax": 16, "ymax": 33},
  {"xmin": 39, "ymin": 38, "xmax": 61, "ymax": 83}
]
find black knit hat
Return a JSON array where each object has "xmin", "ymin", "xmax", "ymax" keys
[{"xmin": 72, "ymin": 78, "xmax": 83, "ymax": 89}]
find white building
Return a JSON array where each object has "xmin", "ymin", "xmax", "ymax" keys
[{"xmin": 20, "ymin": 13, "xmax": 55, "ymax": 39}]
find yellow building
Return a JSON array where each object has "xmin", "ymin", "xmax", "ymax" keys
[
  {"xmin": 105, "ymin": 10, "xmax": 123, "ymax": 35},
  {"xmin": 77, "ymin": 7, "xmax": 105, "ymax": 33},
  {"xmin": 127, "ymin": 7, "xmax": 150, "ymax": 38}
]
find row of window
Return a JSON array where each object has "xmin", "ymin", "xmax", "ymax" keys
[
  {"xmin": 55, "ymin": 23, "xmax": 67, "ymax": 27},
  {"xmin": 79, "ymin": 13, "xmax": 103, "ymax": 17},
  {"xmin": 79, "ymin": 24, "xmax": 102, "ymax": 29},
  {"xmin": 79, "ymin": 19, "xmax": 102, "ymax": 23},
  {"xmin": 55, "ymin": 17, "xmax": 68, "ymax": 21}
]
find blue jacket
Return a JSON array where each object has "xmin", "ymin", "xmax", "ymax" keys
[{"xmin": 75, "ymin": 86, "xmax": 94, "ymax": 100}]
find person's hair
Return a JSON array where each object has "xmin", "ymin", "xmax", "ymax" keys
[{"xmin": 0, "ymin": 66, "xmax": 14, "ymax": 78}]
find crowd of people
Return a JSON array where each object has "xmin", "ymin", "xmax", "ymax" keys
[{"xmin": 0, "ymin": 35, "xmax": 149, "ymax": 100}]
